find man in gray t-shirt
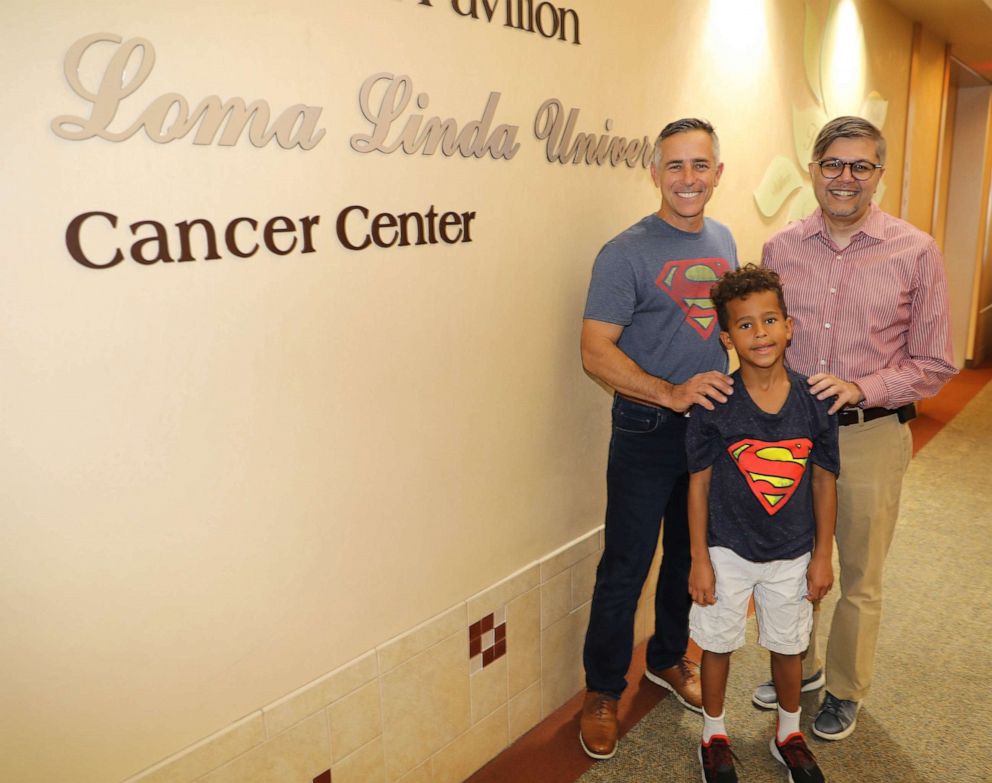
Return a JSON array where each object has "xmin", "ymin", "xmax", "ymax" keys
[{"xmin": 579, "ymin": 118, "xmax": 738, "ymax": 761}]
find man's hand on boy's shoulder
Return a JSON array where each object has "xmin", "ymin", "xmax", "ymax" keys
[
  {"xmin": 806, "ymin": 372, "xmax": 864, "ymax": 414},
  {"xmin": 665, "ymin": 371, "xmax": 734, "ymax": 413}
]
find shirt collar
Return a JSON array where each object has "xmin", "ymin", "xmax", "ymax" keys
[{"xmin": 802, "ymin": 203, "xmax": 885, "ymax": 243}]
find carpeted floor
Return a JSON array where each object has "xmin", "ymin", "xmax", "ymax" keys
[{"xmin": 577, "ymin": 381, "xmax": 992, "ymax": 783}]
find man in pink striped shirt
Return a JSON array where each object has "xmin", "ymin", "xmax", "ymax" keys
[{"xmin": 756, "ymin": 116, "xmax": 956, "ymax": 741}]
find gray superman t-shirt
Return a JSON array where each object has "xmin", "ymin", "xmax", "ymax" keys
[{"xmin": 583, "ymin": 214, "xmax": 738, "ymax": 384}]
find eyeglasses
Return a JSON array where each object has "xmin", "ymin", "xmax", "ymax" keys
[{"xmin": 814, "ymin": 158, "xmax": 883, "ymax": 181}]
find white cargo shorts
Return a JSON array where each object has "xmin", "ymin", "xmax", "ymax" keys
[{"xmin": 689, "ymin": 546, "xmax": 812, "ymax": 655}]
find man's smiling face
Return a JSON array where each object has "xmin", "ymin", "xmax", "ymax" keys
[
  {"xmin": 651, "ymin": 129, "xmax": 723, "ymax": 233},
  {"xmin": 809, "ymin": 136, "xmax": 884, "ymax": 228}
]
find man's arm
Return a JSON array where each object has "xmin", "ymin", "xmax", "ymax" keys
[
  {"xmin": 806, "ymin": 241, "xmax": 956, "ymax": 408},
  {"xmin": 771, "ymin": 238, "xmax": 957, "ymax": 412},
  {"xmin": 581, "ymin": 319, "xmax": 733, "ymax": 412},
  {"xmin": 806, "ymin": 464, "xmax": 837, "ymax": 601},
  {"xmin": 852, "ymin": 240, "xmax": 958, "ymax": 408},
  {"xmin": 688, "ymin": 467, "xmax": 716, "ymax": 606}
]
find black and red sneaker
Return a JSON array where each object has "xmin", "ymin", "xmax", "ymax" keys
[
  {"xmin": 698, "ymin": 735, "xmax": 738, "ymax": 783},
  {"xmin": 770, "ymin": 732, "xmax": 825, "ymax": 783}
]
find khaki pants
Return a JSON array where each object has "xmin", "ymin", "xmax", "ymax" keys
[{"xmin": 802, "ymin": 414, "xmax": 913, "ymax": 702}]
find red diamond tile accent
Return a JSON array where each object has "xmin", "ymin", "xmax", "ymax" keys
[{"xmin": 470, "ymin": 609, "xmax": 509, "ymax": 671}]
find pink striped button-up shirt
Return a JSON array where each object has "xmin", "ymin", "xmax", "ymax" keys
[{"xmin": 762, "ymin": 204, "xmax": 957, "ymax": 409}]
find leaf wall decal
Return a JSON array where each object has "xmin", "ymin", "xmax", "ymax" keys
[
  {"xmin": 754, "ymin": 156, "xmax": 804, "ymax": 218},
  {"xmin": 787, "ymin": 186, "xmax": 820, "ymax": 222},
  {"xmin": 860, "ymin": 91, "xmax": 888, "ymax": 131},
  {"xmin": 792, "ymin": 104, "xmax": 828, "ymax": 164},
  {"xmin": 874, "ymin": 179, "xmax": 887, "ymax": 205}
]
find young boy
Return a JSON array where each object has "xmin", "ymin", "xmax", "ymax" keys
[{"xmin": 686, "ymin": 264, "xmax": 838, "ymax": 783}]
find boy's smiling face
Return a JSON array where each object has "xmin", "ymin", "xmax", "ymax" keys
[{"xmin": 719, "ymin": 289, "xmax": 793, "ymax": 369}]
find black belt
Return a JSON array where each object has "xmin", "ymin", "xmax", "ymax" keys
[{"xmin": 838, "ymin": 403, "xmax": 916, "ymax": 426}]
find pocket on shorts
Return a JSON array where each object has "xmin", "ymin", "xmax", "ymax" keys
[{"xmin": 754, "ymin": 554, "xmax": 813, "ymax": 653}]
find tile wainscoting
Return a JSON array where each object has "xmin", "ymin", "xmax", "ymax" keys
[{"xmin": 123, "ymin": 527, "xmax": 665, "ymax": 783}]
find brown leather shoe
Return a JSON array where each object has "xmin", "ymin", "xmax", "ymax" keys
[
  {"xmin": 579, "ymin": 690, "xmax": 619, "ymax": 759},
  {"xmin": 645, "ymin": 657, "xmax": 703, "ymax": 713}
]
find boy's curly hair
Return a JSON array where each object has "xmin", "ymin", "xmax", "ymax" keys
[{"xmin": 711, "ymin": 263, "xmax": 787, "ymax": 332}]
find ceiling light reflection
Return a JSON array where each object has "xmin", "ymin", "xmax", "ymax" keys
[
  {"xmin": 821, "ymin": 0, "xmax": 867, "ymax": 115},
  {"xmin": 705, "ymin": 0, "xmax": 768, "ymax": 66}
]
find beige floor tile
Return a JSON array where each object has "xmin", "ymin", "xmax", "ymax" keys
[
  {"xmin": 467, "ymin": 563, "xmax": 539, "ymax": 622},
  {"xmin": 643, "ymin": 590, "xmax": 656, "ymax": 639},
  {"xmin": 508, "ymin": 681, "xmax": 541, "ymax": 743},
  {"xmin": 124, "ymin": 713, "xmax": 266, "ymax": 783},
  {"xmin": 394, "ymin": 761, "xmax": 431, "ymax": 783},
  {"xmin": 328, "ymin": 680, "xmax": 382, "ymax": 763},
  {"xmin": 380, "ymin": 632, "xmax": 471, "ymax": 780},
  {"xmin": 632, "ymin": 538, "xmax": 662, "ymax": 647},
  {"xmin": 540, "ymin": 569, "xmax": 571, "ymax": 629},
  {"xmin": 540, "ymin": 529, "xmax": 601, "ymax": 582},
  {"xmin": 571, "ymin": 551, "xmax": 599, "ymax": 610},
  {"xmin": 430, "ymin": 705, "xmax": 508, "ymax": 783},
  {"xmin": 263, "ymin": 651, "xmax": 378, "ymax": 738},
  {"xmin": 644, "ymin": 533, "xmax": 663, "ymax": 593},
  {"xmin": 634, "ymin": 586, "xmax": 650, "ymax": 647},
  {"xmin": 470, "ymin": 656, "xmax": 507, "ymax": 724},
  {"xmin": 648, "ymin": 533, "xmax": 663, "ymax": 578},
  {"xmin": 332, "ymin": 737, "xmax": 385, "ymax": 783},
  {"xmin": 506, "ymin": 588, "xmax": 540, "ymax": 697},
  {"xmin": 198, "ymin": 713, "xmax": 330, "ymax": 783},
  {"xmin": 378, "ymin": 604, "xmax": 467, "ymax": 674},
  {"xmin": 540, "ymin": 604, "xmax": 591, "ymax": 717}
]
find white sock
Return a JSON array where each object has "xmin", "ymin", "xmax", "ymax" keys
[
  {"xmin": 702, "ymin": 709, "xmax": 727, "ymax": 743},
  {"xmin": 776, "ymin": 705, "xmax": 801, "ymax": 743}
]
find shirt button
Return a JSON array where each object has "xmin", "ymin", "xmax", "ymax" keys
[
  {"xmin": 830, "ymin": 288, "xmax": 837, "ymax": 294},
  {"xmin": 820, "ymin": 359, "xmax": 827, "ymax": 365},
  {"xmin": 836, "ymin": 256, "xmax": 842, "ymax": 260},
  {"xmin": 825, "ymin": 323, "xmax": 831, "ymax": 329}
]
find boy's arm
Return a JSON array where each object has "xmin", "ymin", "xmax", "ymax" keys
[
  {"xmin": 806, "ymin": 463, "xmax": 837, "ymax": 601},
  {"xmin": 688, "ymin": 466, "xmax": 716, "ymax": 606}
]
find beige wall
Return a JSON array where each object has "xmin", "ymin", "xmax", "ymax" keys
[
  {"xmin": 970, "ymin": 90, "xmax": 992, "ymax": 364},
  {"xmin": 961, "ymin": 87, "xmax": 992, "ymax": 366},
  {"xmin": 0, "ymin": 1, "xmax": 948, "ymax": 781},
  {"xmin": 944, "ymin": 84, "xmax": 992, "ymax": 366},
  {"xmin": 902, "ymin": 25, "xmax": 949, "ymax": 232}
]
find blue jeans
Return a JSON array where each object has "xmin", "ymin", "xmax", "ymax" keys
[{"xmin": 583, "ymin": 395, "xmax": 692, "ymax": 698}]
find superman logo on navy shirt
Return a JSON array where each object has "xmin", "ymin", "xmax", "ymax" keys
[{"xmin": 728, "ymin": 437, "xmax": 813, "ymax": 515}]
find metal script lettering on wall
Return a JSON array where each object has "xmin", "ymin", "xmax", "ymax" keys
[{"xmin": 51, "ymin": 33, "xmax": 326, "ymax": 150}]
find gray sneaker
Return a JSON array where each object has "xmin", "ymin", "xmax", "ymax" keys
[
  {"xmin": 812, "ymin": 691, "xmax": 861, "ymax": 740},
  {"xmin": 751, "ymin": 669, "xmax": 825, "ymax": 710}
]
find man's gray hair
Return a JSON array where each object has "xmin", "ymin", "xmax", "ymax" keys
[
  {"xmin": 812, "ymin": 116, "xmax": 886, "ymax": 165},
  {"xmin": 652, "ymin": 118, "xmax": 720, "ymax": 167}
]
